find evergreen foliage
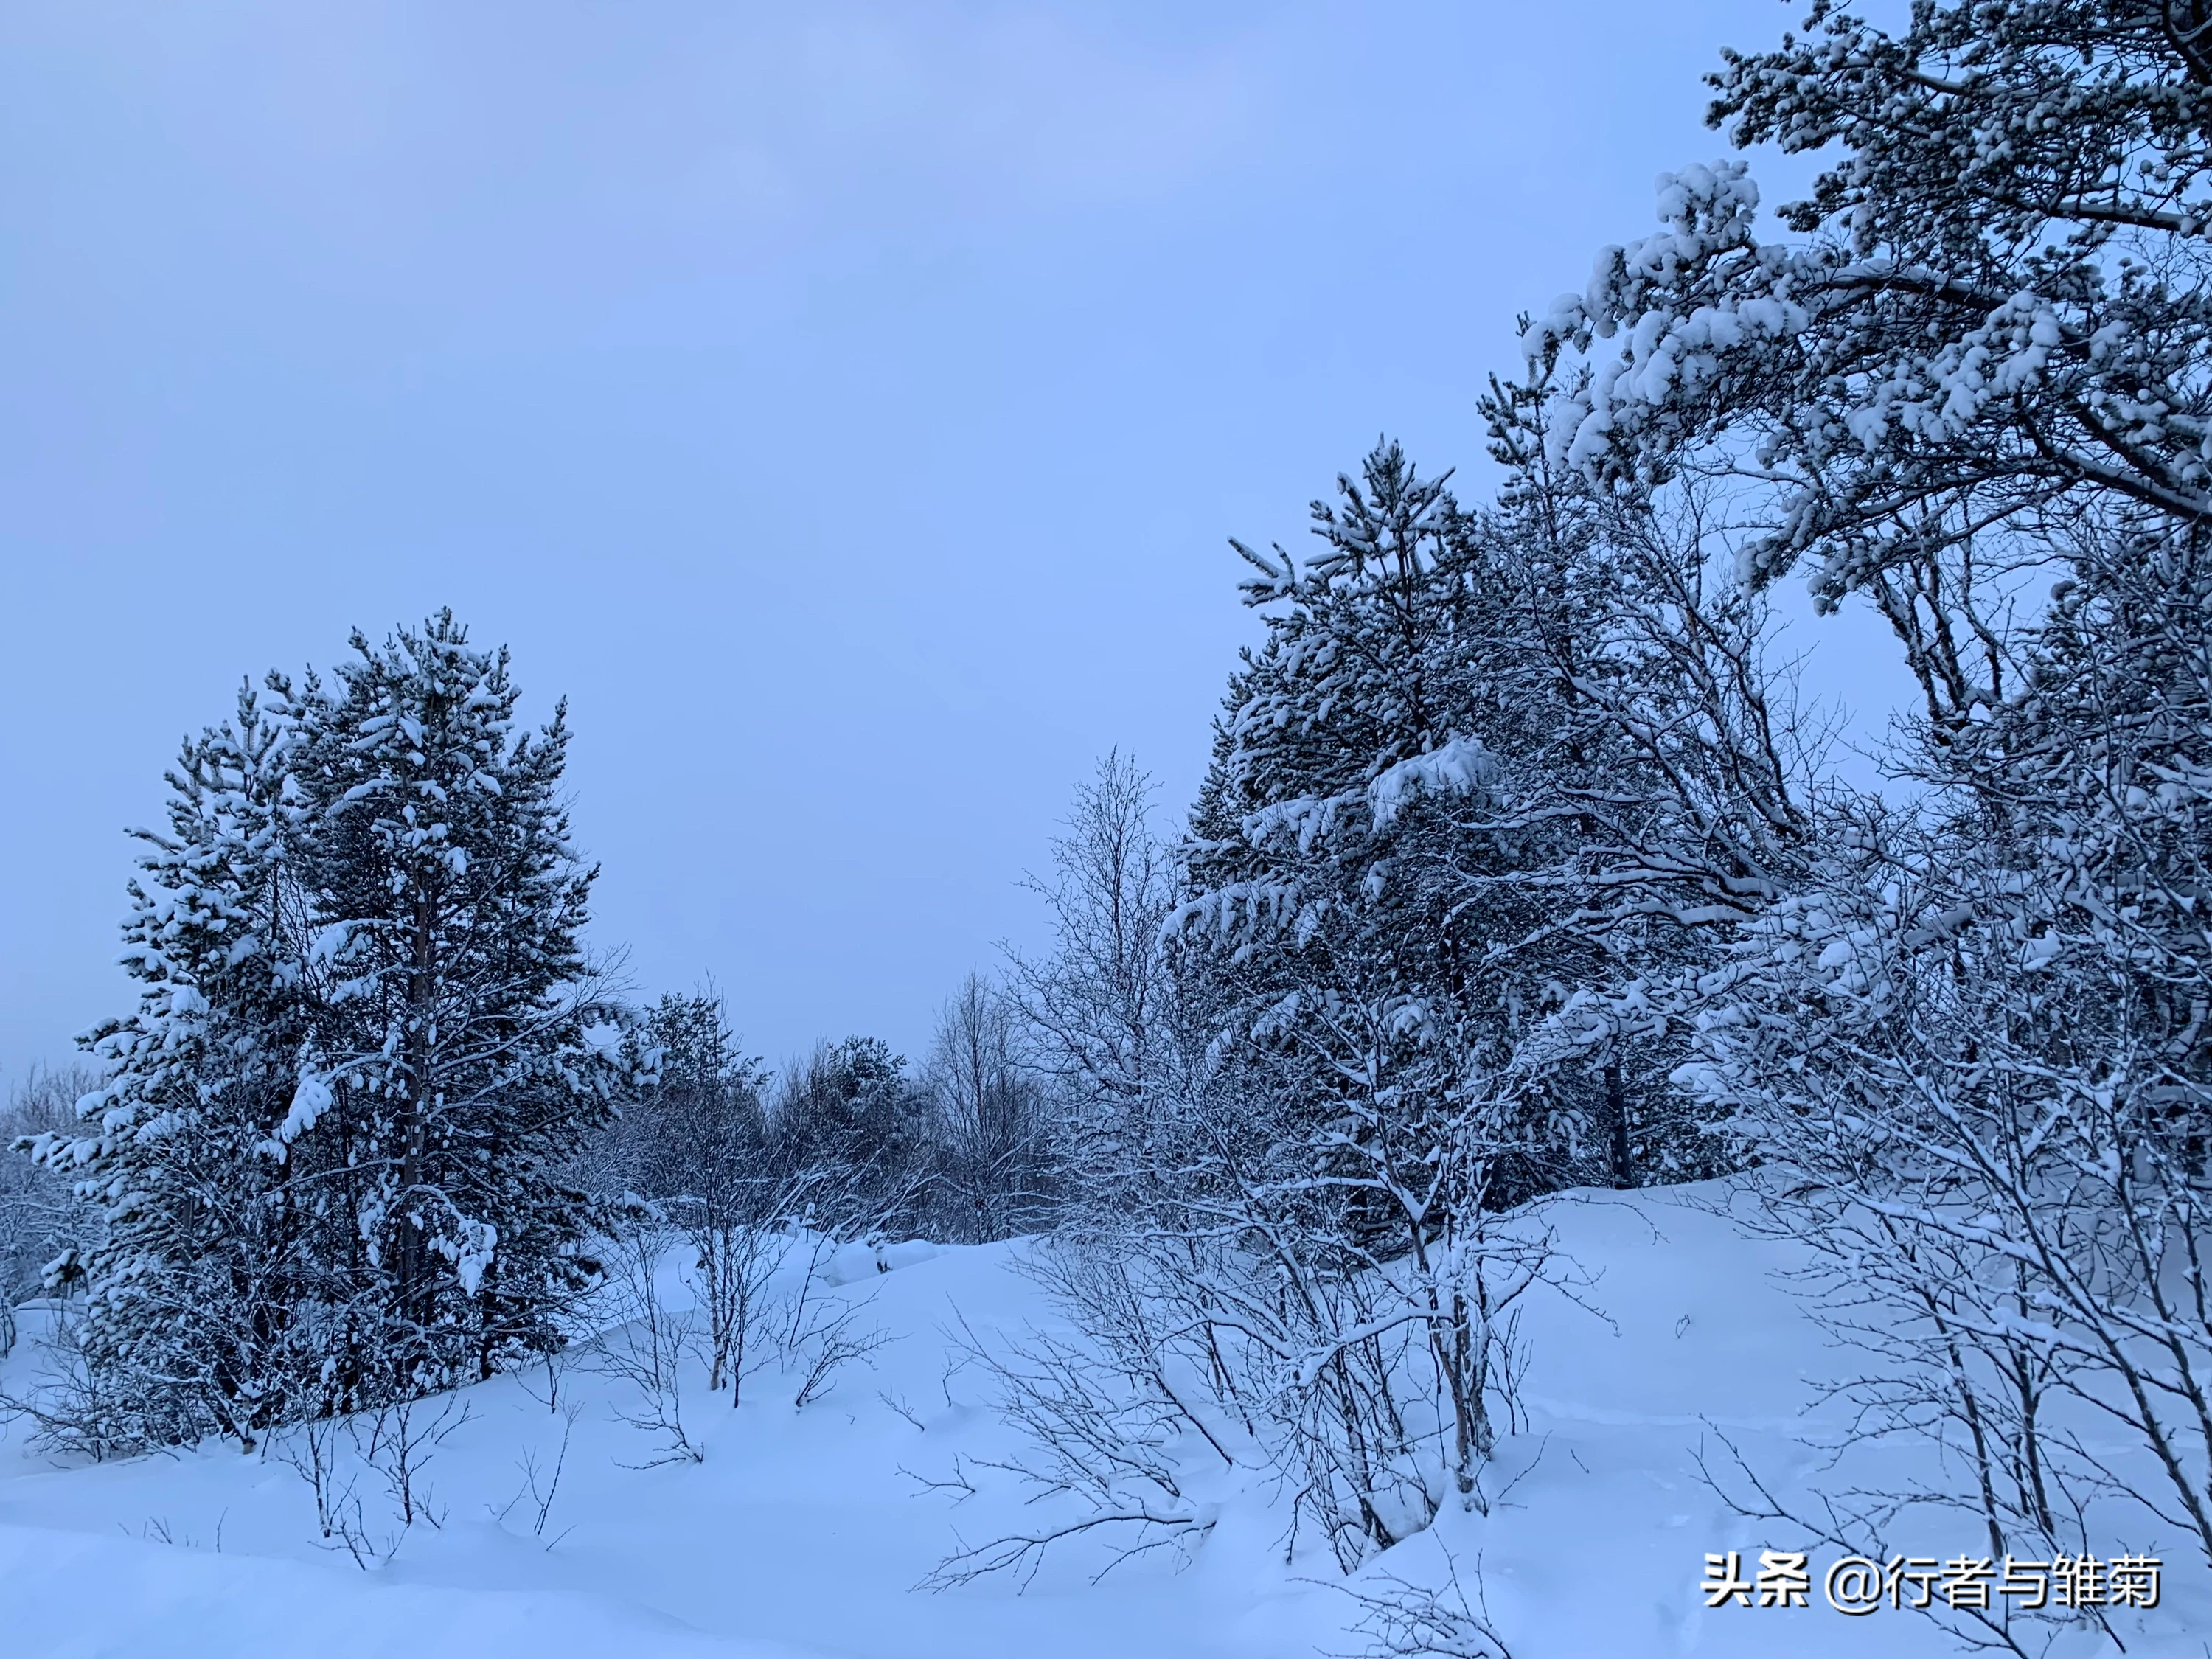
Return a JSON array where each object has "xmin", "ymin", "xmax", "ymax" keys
[{"xmin": 21, "ymin": 613, "xmax": 627, "ymax": 1450}]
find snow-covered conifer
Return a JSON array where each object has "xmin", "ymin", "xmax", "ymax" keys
[
  {"xmin": 28, "ymin": 616, "xmax": 625, "ymax": 1447},
  {"xmin": 291, "ymin": 611, "xmax": 622, "ymax": 1394},
  {"xmin": 26, "ymin": 684, "xmax": 324, "ymax": 1446}
]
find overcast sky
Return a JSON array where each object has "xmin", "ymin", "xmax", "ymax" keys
[{"xmin": 0, "ymin": 1, "xmax": 1914, "ymax": 1084}]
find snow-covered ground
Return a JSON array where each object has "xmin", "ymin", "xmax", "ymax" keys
[{"xmin": 2, "ymin": 1186, "xmax": 2199, "ymax": 1658}]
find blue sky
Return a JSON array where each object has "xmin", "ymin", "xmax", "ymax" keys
[{"xmin": 0, "ymin": 1, "xmax": 1910, "ymax": 1081}]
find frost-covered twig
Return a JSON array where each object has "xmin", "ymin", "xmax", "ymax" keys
[
  {"xmin": 1326, "ymin": 1546, "xmax": 1513, "ymax": 1659},
  {"xmin": 790, "ymin": 1294, "xmax": 891, "ymax": 1410},
  {"xmin": 495, "ymin": 1403, "xmax": 579, "ymax": 1548},
  {"xmin": 588, "ymin": 1222, "xmax": 703, "ymax": 1466},
  {"xmin": 358, "ymin": 1391, "xmax": 469, "ymax": 1532},
  {"xmin": 279, "ymin": 1410, "xmax": 383, "ymax": 1570},
  {"xmin": 912, "ymin": 1298, "xmax": 1224, "ymax": 1590}
]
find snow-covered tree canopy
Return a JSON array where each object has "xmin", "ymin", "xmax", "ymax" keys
[{"xmin": 1531, "ymin": 0, "xmax": 2212, "ymax": 722}]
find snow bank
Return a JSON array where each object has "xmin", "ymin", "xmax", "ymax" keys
[
  {"xmin": 0, "ymin": 1523, "xmax": 804, "ymax": 1659},
  {"xmin": 2, "ymin": 1187, "xmax": 2199, "ymax": 1656}
]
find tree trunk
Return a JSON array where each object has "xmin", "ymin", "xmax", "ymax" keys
[
  {"xmin": 1605, "ymin": 1061, "xmax": 1634, "ymax": 1189},
  {"xmin": 399, "ymin": 886, "xmax": 437, "ymax": 1376}
]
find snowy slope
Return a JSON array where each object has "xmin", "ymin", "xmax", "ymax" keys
[{"xmin": 1, "ymin": 1186, "xmax": 2199, "ymax": 1658}]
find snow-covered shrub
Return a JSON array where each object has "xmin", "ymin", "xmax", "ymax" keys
[
  {"xmin": 1528, "ymin": 0, "xmax": 2212, "ymax": 1620},
  {"xmin": 937, "ymin": 433, "xmax": 1806, "ymax": 1587},
  {"xmin": 1687, "ymin": 540, "xmax": 2212, "ymax": 1619}
]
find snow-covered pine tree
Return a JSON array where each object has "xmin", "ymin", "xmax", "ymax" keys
[
  {"xmin": 1180, "ymin": 439, "xmax": 1592, "ymax": 1195},
  {"xmin": 27, "ymin": 619, "xmax": 627, "ymax": 1445},
  {"xmin": 1135, "ymin": 442, "xmax": 1613, "ymax": 1555},
  {"xmin": 293, "ymin": 611, "xmax": 622, "ymax": 1395},
  {"xmin": 24, "ymin": 684, "xmax": 325, "ymax": 1449},
  {"xmin": 604, "ymin": 991, "xmax": 769, "ymax": 1206},
  {"xmin": 1174, "ymin": 414, "xmax": 1797, "ymax": 1225}
]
